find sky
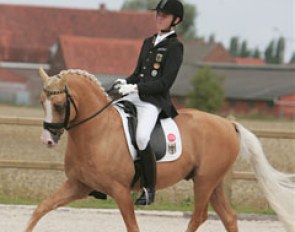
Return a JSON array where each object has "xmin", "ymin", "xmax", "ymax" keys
[{"xmin": 0, "ymin": 0, "xmax": 294, "ymax": 62}]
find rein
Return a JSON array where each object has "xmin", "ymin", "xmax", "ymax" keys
[
  {"xmin": 67, "ymin": 97, "xmax": 116, "ymax": 130},
  {"xmin": 43, "ymin": 85, "xmax": 119, "ymax": 133}
]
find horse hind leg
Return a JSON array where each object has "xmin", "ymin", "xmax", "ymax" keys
[
  {"xmin": 24, "ymin": 180, "xmax": 90, "ymax": 232},
  {"xmin": 210, "ymin": 182, "xmax": 238, "ymax": 232},
  {"xmin": 186, "ymin": 177, "xmax": 215, "ymax": 232}
]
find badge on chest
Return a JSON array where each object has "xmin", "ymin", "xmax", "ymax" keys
[
  {"xmin": 151, "ymin": 63, "xmax": 160, "ymax": 77},
  {"xmin": 156, "ymin": 53, "xmax": 163, "ymax": 62},
  {"xmin": 151, "ymin": 70, "xmax": 158, "ymax": 77},
  {"xmin": 153, "ymin": 63, "xmax": 160, "ymax": 69},
  {"xmin": 151, "ymin": 53, "xmax": 164, "ymax": 77}
]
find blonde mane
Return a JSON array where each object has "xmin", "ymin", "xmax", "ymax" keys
[{"xmin": 58, "ymin": 69, "xmax": 110, "ymax": 100}]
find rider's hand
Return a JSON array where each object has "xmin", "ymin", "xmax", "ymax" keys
[
  {"xmin": 118, "ymin": 84, "xmax": 138, "ymax": 96},
  {"xmin": 113, "ymin": 79, "xmax": 127, "ymax": 90}
]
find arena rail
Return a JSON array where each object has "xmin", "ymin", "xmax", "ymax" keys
[
  {"xmin": 0, "ymin": 160, "xmax": 257, "ymax": 181},
  {"xmin": 0, "ymin": 160, "xmax": 64, "ymax": 171},
  {"xmin": 0, "ymin": 116, "xmax": 294, "ymax": 183},
  {"xmin": 0, "ymin": 116, "xmax": 42, "ymax": 126}
]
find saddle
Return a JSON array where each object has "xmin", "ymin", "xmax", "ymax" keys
[{"xmin": 114, "ymin": 100, "xmax": 182, "ymax": 162}]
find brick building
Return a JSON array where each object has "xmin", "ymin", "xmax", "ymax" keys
[
  {"xmin": 0, "ymin": 3, "xmax": 156, "ymax": 63},
  {"xmin": 173, "ymin": 63, "xmax": 295, "ymax": 119},
  {"xmin": 0, "ymin": 4, "xmax": 294, "ymax": 118},
  {"xmin": 0, "ymin": 3, "xmax": 155, "ymax": 104}
]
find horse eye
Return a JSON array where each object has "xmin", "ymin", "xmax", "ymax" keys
[{"xmin": 54, "ymin": 103, "xmax": 65, "ymax": 113}]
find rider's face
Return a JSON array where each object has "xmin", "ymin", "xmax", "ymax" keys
[{"xmin": 156, "ymin": 11, "xmax": 174, "ymax": 32}]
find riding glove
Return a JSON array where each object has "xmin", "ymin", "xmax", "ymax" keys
[
  {"xmin": 113, "ymin": 78, "xmax": 127, "ymax": 89},
  {"xmin": 118, "ymin": 84, "xmax": 138, "ymax": 95}
]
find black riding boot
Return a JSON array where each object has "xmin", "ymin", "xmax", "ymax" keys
[{"xmin": 135, "ymin": 144, "xmax": 156, "ymax": 205}]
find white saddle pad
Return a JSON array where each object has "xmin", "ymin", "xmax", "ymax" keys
[{"xmin": 113, "ymin": 104, "xmax": 182, "ymax": 162}]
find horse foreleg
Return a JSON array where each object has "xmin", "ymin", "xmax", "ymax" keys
[
  {"xmin": 112, "ymin": 185, "xmax": 140, "ymax": 232},
  {"xmin": 210, "ymin": 183, "xmax": 238, "ymax": 232},
  {"xmin": 24, "ymin": 179, "xmax": 89, "ymax": 232}
]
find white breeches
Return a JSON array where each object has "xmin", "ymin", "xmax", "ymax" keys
[{"xmin": 121, "ymin": 93, "xmax": 160, "ymax": 150}]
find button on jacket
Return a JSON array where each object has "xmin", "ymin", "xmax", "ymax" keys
[{"xmin": 126, "ymin": 33, "xmax": 183, "ymax": 118}]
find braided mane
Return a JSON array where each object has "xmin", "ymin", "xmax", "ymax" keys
[{"xmin": 58, "ymin": 69, "xmax": 110, "ymax": 100}]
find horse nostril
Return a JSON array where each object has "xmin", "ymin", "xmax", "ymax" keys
[{"xmin": 47, "ymin": 140, "xmax": 53, "ymax": 145}]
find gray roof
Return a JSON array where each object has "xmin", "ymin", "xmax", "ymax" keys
[
  {"xmin": 172, "ymin": 63, "xmax": 295, "ymax": 101},
  {"xmin": 183, "ymin": 41, "xmax": 218, "ymax": 64}
]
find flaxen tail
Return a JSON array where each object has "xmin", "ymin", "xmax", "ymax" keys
[{"xmin": 234, "ymin": 122, "xmax": 295, "ymax": 232}]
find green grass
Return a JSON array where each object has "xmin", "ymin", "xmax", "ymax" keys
[
  {"xmin": 0, "ymin": 195, "xmax": 193, "ymax": 211},
  {"xmin": 0, "ymin": 195, "xmax": 275, "ymax": 215},
  {"xmin": 0, "ymin": 195, "xmax": 39, "ymax": 206},
  {"xmin": 231, "ymin": 204, "xmax": 275, "ymax": 215}
]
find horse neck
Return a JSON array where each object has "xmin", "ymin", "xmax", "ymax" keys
[{"xmin": 67, "ymin": 75, "xmax": 114, "ymax": 132}]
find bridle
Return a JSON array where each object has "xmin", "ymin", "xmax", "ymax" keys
[
  {"xmin": 43, "ymin": 86, "xmax": 77, "ymax": 137},
  {"xmin": 43, "ymin": 85, "xmax": 117, "ymax": 136}
]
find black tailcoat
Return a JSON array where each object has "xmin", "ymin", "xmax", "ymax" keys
[{"xmin": 126, "ymin": 33, "xmax": 183, "ymax": 118}]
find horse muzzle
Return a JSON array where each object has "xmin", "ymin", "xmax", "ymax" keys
[
  {"xmin": 41, "ymin": 130, "xmax": 58, "ymax": 147},
  {"xmin": 41, "ymin": 122, "xmax": 65, "ymax": 147}
]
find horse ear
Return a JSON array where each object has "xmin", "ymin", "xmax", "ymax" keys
[{"xmin": 39, "ymin": 67, "xmax": 49, "ymax": 82}]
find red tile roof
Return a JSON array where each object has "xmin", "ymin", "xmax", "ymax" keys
[
  {"xmin": 204, "ymin": 43, "xmax": 234, "ymax": 63},
  {"xmin": 0, "ymin": 68, "xmax": 27, "ymax": 83},
  {"xmin": 57, "ymin": 35, "xmax": 142, "ymax": 76},
  {"xmin": 234, "ymin": 58, "xmax": 265, "ymax": 65},
  {"xmin": 0, "ymin": 4, "xmax": 156, "ymax": 63}
]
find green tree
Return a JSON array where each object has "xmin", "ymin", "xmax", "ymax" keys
[
  {"xmin": 229, "ymin": 37, "xmax": 239, "ymax": 57},
  {"xmin": 122, "ymin": 0, "xmax": 197, "ymax": 39},
  {"xmin": 252, "ymin": 48, "xmax": 261, "ymax": 59},
  {"xmin": 240, "ymin": 40, "xmax": 251, "ymax": 58},
  {"xmin": 289, "ymin": 52, "xmax": 295, "ymax": 64},
  {"xmin": 122, "ymin": 0, "xmax": 158, "ymax": 10},
  {"xmin": 186, "ymin": 67, "xmax": 224, "ymax": 113},
  {"xmin": 208, "ymin": 34, "xmax": 215, "ymax": 43},
  {"xmin": 275, "ymin": 37, "xmax": 285, "ymax": 64},
  {"xmin": 229, "ymin": 37, "xmax": 264, "ymax": 59},
  {"xmin": 264, "ymin": 37, "xmax": 285, "ymax": 64},
  {"xmin": 264, "ymin": 40, "xmax": 276, "ymax": 64}
]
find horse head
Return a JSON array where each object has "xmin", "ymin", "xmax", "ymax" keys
[
  {"xmin": 39, "ymin": 68, "xmax": 76, "ymax": 147},
  {"xmin": 39, "ymin": 68, "xmax": 114, "ymax": 147}
]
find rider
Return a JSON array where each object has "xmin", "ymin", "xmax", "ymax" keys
[{"xmin": 115, "ymin": 0, "xmax": 184, "ymax": 205}]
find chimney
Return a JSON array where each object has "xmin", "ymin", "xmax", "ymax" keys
[{"xmin": 99, "ymin": 3, "xmax": 107, "ymax": 12}]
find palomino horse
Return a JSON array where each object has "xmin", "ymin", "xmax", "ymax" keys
[{"xmin": 25, "ymin": 68, "xmax": 295, "ymax": 232}]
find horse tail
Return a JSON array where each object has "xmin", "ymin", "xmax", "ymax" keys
[{"xmin": 234, "ymin": 122, "xmax": 295, "ymax": 232}]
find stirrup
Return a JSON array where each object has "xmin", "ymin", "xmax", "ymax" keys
[
  {"xmin": 135, "ymin": 187, "xmax": 155, "ymax": 206},
  {"xmin": 135, "ymin": 188, "xmax": 149, "ymax": 206},
  {"xmin": 142, "ymin": 187, "xmax": 149, "ymax": 206}
]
